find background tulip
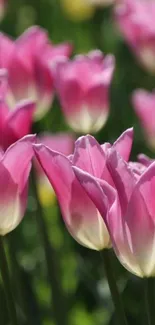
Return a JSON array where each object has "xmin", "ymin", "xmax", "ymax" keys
[
  {"xmin": 55, "ymin": 50, "xmax": 115, "ymax": 133},
  {"xmin": 132, "ymin": 89, "xmax": 155, "ymax": 150},
  {"xmin": 115, "ymin": 0, "xmax": 155, "ymax": 74},
  {"xmin": 0, "ymin": 26, "xmax": 72, "ymax": 120},
  {"xmin": 0, "ymin": 135, "xmax": 35, "ymax": 235}
]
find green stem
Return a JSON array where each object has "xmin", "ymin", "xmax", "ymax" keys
[
  {"xmin": 0, "ymin": 236, "xmax": 18, "ymax": 325},
  {"xmin": 145, "ymin": 278, "xmax": 155, "ymax": 325},
  {"xmin": 102, "ymin": 249, "xmax": 128, "ymax": 325},
  {"xmin": 31, "ymin": 167, "xmax": 68, "ymax": 325}
]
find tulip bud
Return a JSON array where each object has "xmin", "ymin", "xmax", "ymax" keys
[{"xmin": 115, "ymin": 0, "xmax": 155, "ymax": 74}]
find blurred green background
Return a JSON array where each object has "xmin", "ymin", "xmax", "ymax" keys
[{"xmin": 1, "ymin": 0, "xmax": 154, "ymax": 324}]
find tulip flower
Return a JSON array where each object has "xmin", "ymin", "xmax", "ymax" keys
[
  {"xmin": 0, "ymin": 98, "xmax": 35, "ymax": 150},
  {"xmin": 34, "ymin": 133, "xmax": 75, "ymax": 207},
  {"xmin": 115, "ymin": 0, "xmax": 155, "ymax": 74},
  {"xmin": 0, "ymin": 26, "xmax": 72, "ymax": 120},
  {"xmin": 0, "ymin": 134, "xmax": 35, "ymax": 235},
  {"xmin": 0, "ymin": 0, "xmax": 6, "ymax": 22},
  {"xmin": 75, "ymin": 143, "xmax": 155, "ymax": 277},
  {"xmin": 132, "ymin": 89, "xmax": 155, "ymax": 150},
  {"xmin": 33, "ymin": 128, "xmax": 133, "ymax": 250},
  {"xmin": 55, "ymin": 50, "xmax": 115, "ymax": 133}
]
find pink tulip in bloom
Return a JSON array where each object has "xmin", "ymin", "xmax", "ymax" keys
[
  {"xmin": 0, "ymin": 134, "xmax": 35, "ymax": 235},
  {"xmin": 34, "ymin": 133, "xmax": 75, "ymax": 207},
  {"xmin": 132, "ymin": 89, "xmax": 155, "ymax": 150},
  {"xmin": 75, "ymin": 142, "xmax": 155, "ymax": 277},
  {"xmin": 0, "ymin": 0, "xmax": 6, "ymax": 22},
  {"xmin": 33, "ymin": 128, "xmax": 133, "ymax": 250},
  {"xmin": 0, "ymin": 26, "xmax": 72, "ymax": 120},
  {"xmin": 115, "ymin": 0, "xmax": 155, "ymax": 73},
  {"xmin": 55, "ymin": 50, "xmax": 115, "ymax": 133}
]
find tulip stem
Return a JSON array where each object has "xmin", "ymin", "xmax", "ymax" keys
[
  {"xmin": 145, "ymin": 278, "xmax": 155, "ymax": 325},
  {"xmin": 0, "ymin": 236, "xmax": 18, "ymax": 325},
  {"xmin": 31, "ymin": 167, "xmax": 68, "ymax": 325},
  {"xmin": 102, "ymin": 249, "xmax": 128, "ymax": 325}
]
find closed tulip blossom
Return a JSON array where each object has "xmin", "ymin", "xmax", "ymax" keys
[
  {"xmin": 115, "ymin": 0, "xmax": 155, "ymax": 74},
  {"xmin": 132, "ymin": 89, "xmax": 155, "ymax": 150},
  {"xmin": 55, "ymin": 50, "xmax": 115, "ymax": 133},
  {"xmin": 34, "ymin": 133, "xmax": 75, "ymax": 207},
  {"xmin": 33, "ymin": 128, "xmax": 133, "ymax": 250},
  {"xmin": 0, "ymin": 26, "xmax": 72, "ymax": 120},
  {"xmin": 74, "ymin": 141, "xmax": 155, "ymax": 277},
  {"xmin": 0, "ymin": 135, "xmax": 35, "ymax": 235}
]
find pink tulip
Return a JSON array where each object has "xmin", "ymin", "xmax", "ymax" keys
[
  {"xmin": 0, "ymin": 26, "xmax": 72, "ymax": 120},
  {"xmin": 115, "ymin": 0, "xmax": 155, "ymax": 73},
  {"xmin": 0, "ymin": 0, "xmax": 6, "ymax": 22},
  {"xmin": 33, "ymin": 128, "xmax": 133, "ymax": 250},
  {"xmin": 132, "ymin": 89, "xmax": 155, "ymax": 150},
  {"xmin": 54, "ymin": 50, "xmax": 115, "ymax": 133},
  {"xmin": 0, "ymin": 134, "xmax": 35, "ymax": 235},
  {"xmin": 75, "ymin": 141, "xmax": 155, "ymax": 277},
  {"xmin": 34, "ymin": 133, "xmax": 75, "ymax": 207}
]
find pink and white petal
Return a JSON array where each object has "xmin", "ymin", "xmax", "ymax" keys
[
  {"xmin": 73, "ymin": 135, "xmax": 106, "ymax": 177},
  {"xmin": 0, "ymin": 163, "xmax": 22, "ymax": 235},
  {"xmin": 34, "ymin": 57, "xmax": 54, "ymax": 120},
  {"xmin": 33, "ymin": 144, "xmax": 107, "ymax": 250},
  {"xmin": 7, "ymin": 100, "xmax": 35, "ymax": 137},
  {"xmin": 113, "ymin": 128, "xmax": 133, "ymax": 161},
  {"xmin": 83, "ymin": 83, "xmax": 109, "ymax": 133},
  {"xmin": 2, "ymin": 134, "xmax": 36, "ymax": 190},
  {"xmin": 107, "ymin": 149, "xmax": 136, "ymax": 215}
]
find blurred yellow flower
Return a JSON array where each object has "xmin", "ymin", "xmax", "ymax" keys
[
  {"xmin": 37, "ymin": 177, "xmax": 56, "ymax": 207},
  {"xmin": 60, "ymin": 0, "xmax": 95, "ymax": 21}
]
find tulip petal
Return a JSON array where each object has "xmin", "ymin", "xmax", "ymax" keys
[
  {"xmin": 0, "ymin": 162, "xmax": 21, "ymax": 235},
  {"xmin": 73, "ymin": 135, "xmax": 106, "ymax": 177},
  {"xmin": 2, "ymin": 135, "xmax": 35, "ymax": 191},
  {"xmin": 113, "ymin": 128, "xmax": 133, "ymax": 161},
  {"xmin": 107, "ymin": 149, "xmax": 136, "ymax": 215}
]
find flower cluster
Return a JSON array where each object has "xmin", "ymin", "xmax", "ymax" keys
[{"xmin": 1, "ymin": 4, "xmax": 155, "ymax": 287}]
